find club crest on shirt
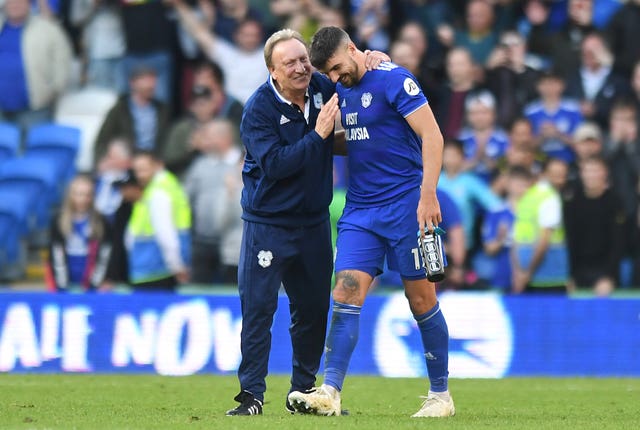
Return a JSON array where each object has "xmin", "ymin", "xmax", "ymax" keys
[
  {"xmin": 313, "ymin": 92, "xmax": 323, "ymax": 109},
  {"xmin": 403, "ymin": 78, "xmax": 420, "ymax": 96},
  {"xmin": 361, "ymin": 92, "xmax": 373, "ymax": 108},
  {"xmin": 257, "ymin": 250, "xmax": 273, "ymax": 268}
]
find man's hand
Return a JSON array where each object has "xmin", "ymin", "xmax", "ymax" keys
[
  {"xmin": 512, "ymin": 268, "xmax": 530, "ymax": 293},
  {"xmin": 315, "ymin": 93, "xmax": 339, "ymax": 139},
  {"xmin": 363, "ymin": 49, "xmax": 390, "ymax": 71},
  {"xmin": 417, "ymin": 190, "xmax": 442, "ymax": 237}
]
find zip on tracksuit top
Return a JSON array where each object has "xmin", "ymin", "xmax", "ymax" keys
[{"xmin": 240, "ymin": 72, "xmax": 336, "ymax": 227}]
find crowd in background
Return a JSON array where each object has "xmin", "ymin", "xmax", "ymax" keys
[{"xmin": 1, "ymin": 0, "xmax": 640, "ymax": 295}]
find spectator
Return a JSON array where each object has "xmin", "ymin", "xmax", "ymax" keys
[
  {"xmin": 46, "ymin": 174, "xmax": 112, "ymax": 292},
  {"xmin": 164, "ymin": 60, "xmax": 244, "ymax": 176},
  {"xmin": 604, "ymin": 99, "xmax": 640, "ymax": 219},
  {"xmin": 473, "ymin": 166, "xmax": 529, "ymax": 291},
  {"xmin": 163, "ymin": 84, "xmax": 217, "ymax": 177},
  {"xmin": 512, "ymin": 157, "xmax": 569, "ymax": 294},
  {"xmin": 605, "ymin": 0, "xmax": 640, "ymax": 79},
  {"xmin": 94, "ymin": 138, "xmax": 132, "ymax": 222},
  {"xmin": 213, "ymin": 0, "xmax": 264, "ymax": 43},
  {"xmin": 568, "ymin": 121, "xmax": 603, "ymax": 184},
  {"xmin": 437, "ymin": 0, "xmax": 499, "ymax": 66},
  {"xmin": 171, "ymin": 0, "xmax": 267, "ymax": 104},
  {"xmin": 127, "ymin": 151, "xmax": 191, "ymax": 291},
  {"xmin": 458, "ymin": 90, "xmax": 509, "ymax": 181},
  {"xmin": 190, "ymin": 60, "xmax": 244, "ymax": 129},
  {"xmin": 563, "ymin": 156, "xmax": 625, "ymax": 296},
  {"xmin": 438, "ymin": 139, "xmax": 502, "ymax": 251},
  {"xmin": 183, "ymin": 118, "xmax": 243, "ymax": 284},
  {"xmin": 434, "ymin": 47, "xmax": 479, "ymax": 139},
  {"xmin": 120, "ymin": 0, "xmax": 176, "ymax": 102},
  {"xmin": 604, "ymin": 99, "xmax": 640, "ymax": 274},
  {"xmin": 392, "ymin": 21, "xmax": 444, "ymax": 97},
  {"xmin": 103, "ymin": 169, "xmax": 142, "ymax": 288},
  {"xmin": 486, "ymin": 31, "xmax": 541, "ymax": 128},
  {"xmin": 524, "ymin": 70, "xmax": 582, "ymax": 163},
  {"xmin": 93, "ymin": 66, "xmax": 171, "ymax": 164},
  {"xmin": 565, "ymin": 32, "xmax": 630, "ymax": 129},
  {"xmin": 69, "ymin": 0, "xmax": 125, "ymax": 89},
  {"xmin": 0, "ymin": 0, "xmax": 73, "ymax": 131},
  {"xmin": 546, "ymin": 0, "xmax": 596, "ymax": 80},
  {"xmin": 351, "ymin": 0, "xmax": 390, "ymax": 51},
  {"xmin": 630, "ymin": 61, "xmax": 640, "ymax": 122}
]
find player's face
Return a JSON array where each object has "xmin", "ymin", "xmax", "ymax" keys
[
  {"xmin": 324, "ymin": 44, "xmax": 360, "ymax": 88},
  {"xmin": 270, "ymin": 39, "xmax": 312, "ymax": 94}
]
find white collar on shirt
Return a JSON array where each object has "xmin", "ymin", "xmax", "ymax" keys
[{"xmin": 269, "ymin": 75, "xmax": 310, "ymax": 123}]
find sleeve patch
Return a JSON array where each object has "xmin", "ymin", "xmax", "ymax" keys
[{"xmin": 403, "ymin": 78, "xmax": 420, "ymax": 96}]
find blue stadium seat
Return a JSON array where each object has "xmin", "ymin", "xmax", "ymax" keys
[
  {"xmin": 0, "ymin": 157, "xmax": 60, "ymax": 246},
  {"xmin": 0, "ymin": 189, "xmax": 31, "ymax": 280},
  {"xmin": 0, "ymin": 122, "xmax": 20, "ymax": 166},
  {"xmin": 25, "ymin": 123, "xmax": 81, "ymax": 182}
]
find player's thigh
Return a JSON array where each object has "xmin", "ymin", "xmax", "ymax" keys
[
  {"xmin": 383, "ymin": 199, "xmax": 425, "ymax": 280},
  {"xmin": 335, "ymin": 211, "xmax": 386, "ymax": 280}
]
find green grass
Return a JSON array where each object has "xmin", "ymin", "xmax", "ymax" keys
[{"xmin": 0, "ymin": 375, "xmax": 638, "ymax": 429}]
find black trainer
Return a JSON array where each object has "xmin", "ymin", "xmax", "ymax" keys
[{"xmin": 226, "ymin": 391, "xmax": 263, "ymax": 416}]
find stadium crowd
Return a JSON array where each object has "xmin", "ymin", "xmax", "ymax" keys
[{"xmin": 1, "ymin": 0, "xmax": 640, "ymax": 295}]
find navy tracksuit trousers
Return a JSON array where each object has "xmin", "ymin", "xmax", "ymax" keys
[{"xmin": 237, "ymin": 219, "xmax": 333, "ymax": 401}]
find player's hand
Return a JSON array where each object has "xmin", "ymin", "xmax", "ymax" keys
[
  {"xmin": 315, "ymin": 93, "xmax": 339, "ymax": 139},
  {"xmin": 417, "ymin": 190, "xmax": 442, "ymax": 237},
  {"xmin": 363, "ymin": 49, "xmax": 390, "ymax": 71}
]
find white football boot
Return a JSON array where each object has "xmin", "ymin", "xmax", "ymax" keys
[
  {"xmin": 411, "ymin": 391, "xmax": 456, "ymax": 418},
  {"xmin": 287, "ymin": 384, "xmax": 342, "ymax": 416}
]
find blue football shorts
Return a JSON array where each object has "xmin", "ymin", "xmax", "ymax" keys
[{"xmin": 335, "ymin": 188, "xmax": 428, "ymax": 280}]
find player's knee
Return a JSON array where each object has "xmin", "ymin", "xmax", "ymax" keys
[{"xmin": 404, "ymin": 289, "xmax": 437, "ymax": 315}]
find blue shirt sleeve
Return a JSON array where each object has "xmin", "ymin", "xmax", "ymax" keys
[
  {"xmin": 384, "ymin": 65, "xmax": 428, "ymax": 118},
  {"xmin": 240, "ymin": 98, "xmax": 327, "ymax": 181}
]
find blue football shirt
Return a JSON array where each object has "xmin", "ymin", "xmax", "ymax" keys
[{"xmin": 337, "ymin": 62, "xmax": 427, "ymax": 207}]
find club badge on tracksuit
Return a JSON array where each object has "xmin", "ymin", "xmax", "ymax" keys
[{"xmin": 257, "ymin": 250, "xmax": 273, "ymax": 268}]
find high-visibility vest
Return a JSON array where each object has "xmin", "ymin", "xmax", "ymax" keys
[{"xmin": 128, "ymin": 171, "xmax": 191, "ymax": 283}]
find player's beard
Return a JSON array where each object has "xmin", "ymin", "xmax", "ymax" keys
[{"xmin": 338, "ymin": 59, "xmax": 360, "ymax": 88}]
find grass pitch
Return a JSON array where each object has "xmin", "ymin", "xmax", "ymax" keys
[{"xmin": 0, "ymin": 374, "xmax": 638, "ymax": 429}]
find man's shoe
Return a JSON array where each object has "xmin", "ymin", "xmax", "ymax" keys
[
  {"xmin": 226, "ymin": 390, "xmax": 263, "ymax": 416},
  {"xmin": 411, "ymin": 392, "xmax": 455, "ymax": 418},
  {"xmin": 286, "ymin": 389, "xmax": 309, "ymax": 414},
  {"xmin": 287, "ymin": 384, "xmax": 341, "ymax": 416}
]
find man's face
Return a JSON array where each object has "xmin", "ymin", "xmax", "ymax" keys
[
  {"xmin": 4, "ymin": 0, "xmax": 30, "ymax": 24},
  {"xmin": 270, "ymin": 38, "xmax": 312, "ymax": 93},
  {"xmin": 447, "ymin": 50, "xmax": 473, "ymax": 84},
  {"xmin": 467, "ymin": 101, "xmax": 495, "ymax": 131},
  {"xmin": 580, "ymin": 160, "xmax": 607, "ymax": 191},
  {"xmin": 130, "ymin": 73, "xmax": 157, "ymax": 102},
  {"xmin": 235, "ymin": 21, "xmax": 263, "ymax": 52},
  {"xmin": 323, "ymin": 43, "xmax": 360, "ymax": 88},
  {"xmin": 390, "ymin": 41, "xmax": 419, "ymax": 73},
  {"xmin": 132, "ymin": 156, "xmax": 158, "ymax": 188}
]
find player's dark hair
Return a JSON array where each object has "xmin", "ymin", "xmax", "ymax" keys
[{"xmin": 310, "ymin": 26, "xmax": 350, "ymax": 70}]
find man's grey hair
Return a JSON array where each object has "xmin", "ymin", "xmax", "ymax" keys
[{"xmin": 264, "ymin": 29, "xmax": 307, "ymax": 69}]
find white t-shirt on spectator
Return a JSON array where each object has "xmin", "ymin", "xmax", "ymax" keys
[{"xmin": 209, "ymin": 40, "xmax": 267, "ymax": 104}]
